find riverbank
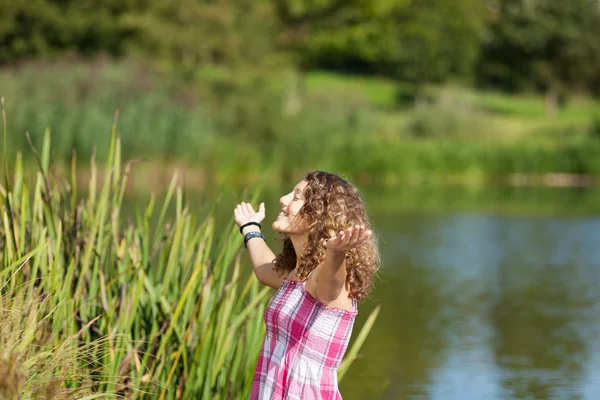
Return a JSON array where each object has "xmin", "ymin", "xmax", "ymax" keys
[
  {"xmin": 3, "ymin": 159, "xmax": 599, "ymax": 204},
  {"xmin": 1, "ymin": 60, "xmax": 600, "ymax": 183}
]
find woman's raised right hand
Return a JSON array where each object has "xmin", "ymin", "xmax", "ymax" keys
[{"xmin": 234, "ymin": 202, "xmax": 265, "ymax": 228}]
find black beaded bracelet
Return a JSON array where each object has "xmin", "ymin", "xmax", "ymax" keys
[
  {"xmin": 240, "ymin": 221, "xmax": 262, "ymax": 234},
  {"xmin": 244, "ymin": 231, "xmax": 265, "ymax": 248}
]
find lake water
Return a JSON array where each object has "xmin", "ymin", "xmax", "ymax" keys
[{"xmin": 337, "ymin": 185, "xmax": 600, "ymax": 400}]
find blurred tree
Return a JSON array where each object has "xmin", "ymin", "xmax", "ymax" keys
[
  {"xmin": 379, "ymin": 0, "xmax": 486, "ymax": 101},
  {"xmin": 281, "ymin": 0, "xmax": 486, "ymax": 102},
  {"xmin": 127, "ymin": 0, "xmax": 280, "ymax": 72},
  {"xmin": 0, "ymin": 0, "xmax": 282, "ymax": 75},
  {"xmin": 478, "ymin": 0, "xmax": 600, "ymax": 115},
  {"xmin": 274, "ymin": 0, "xmax": 399, "ymax": 112},
  {"xmin": 282, "ymin": 0, "xmax": 484, "ymax": 77},
  {"xmin": 276, "ymin": 0, "xmax": 398, "ymax": 66},
  {"xmin": 0, "ymin": 0, "xmax": 144, "ymax": 63},
  {"xmin": 2, "ymin": 0, "xmax": 599, "ymax": 107}
]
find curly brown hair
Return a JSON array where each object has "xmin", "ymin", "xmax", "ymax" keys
[{"xmin": 273, "ymin": 170, "xmax": 380, "ymax": 301}]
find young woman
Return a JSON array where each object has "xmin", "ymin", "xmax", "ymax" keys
[{"xmin": 234, "ymin": 170, "xmax": 380, "ymax": 400}]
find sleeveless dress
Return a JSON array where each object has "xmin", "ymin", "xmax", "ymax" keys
[{"xmin": 250, "ymin": 272, "xmax": 358, "ymax": 400}]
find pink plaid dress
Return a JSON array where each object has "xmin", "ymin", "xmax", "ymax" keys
[{"xmin": 251, "ymin": 273, "xmax": 357, "ymax": 399}]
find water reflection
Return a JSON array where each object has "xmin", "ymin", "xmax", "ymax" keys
[
  {"xmin": 341, "ymin": 191, "xmax": 600, "ymax": 400},
  {"xmin": 488, "ymin": 217, "xmax": 600, "ymax": 400}
]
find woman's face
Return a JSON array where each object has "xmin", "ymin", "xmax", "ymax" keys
[{"xmin": 272, "ymin": 180, "xmax": 309, "ymax": 235}]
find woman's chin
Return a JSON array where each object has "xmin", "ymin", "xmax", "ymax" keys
[{"xmin": 271, "ymin": 221, "xmax": 286, "ymax": 233}]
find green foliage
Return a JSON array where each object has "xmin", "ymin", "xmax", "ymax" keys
[
  {"xmin": 332, "ymin": 136, "xmax": 600, "ymax": 184},
  {"xmin": 2, "ymin": 0, "xmax": 600, "ymax": 95},
  {"xmin": 0, "ymin": 61, "xmax": 212, "ymax": 165},
  {"xmin": 478, "ymin": 0, "xmax": 600, "ymax": 96},
  {"xmin": 405, "ymin": 105, "xmax": 488, "ymax": 139},
  {"xmin": 132, "ymin": 0, "xmax": 282, "ymax": 71},
  {"xmin": 590, "ymin": 116, "xmax": 600, "ymax": 140},
  {"xmin": 293, "ymin": 0, "xmax": 486, "ymax": 84},
  {"xmin": 0, "ymin": 0, "xmax": 285, "ymax": 81},
  {"xmin": 0, "ymin": 0, "xmax": 144, "ymax": 62},
  {"xmin": 2, "ymin": 61, "xmax": 600, "ymax": 186},
  {"xmin": 0, "ymin": 62, "xmax": 375, "ymax": 182}
]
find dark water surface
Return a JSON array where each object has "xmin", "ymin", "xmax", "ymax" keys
[{"xmin": 338, "ymin": 185, "xmax": 600, "ymax": 400}]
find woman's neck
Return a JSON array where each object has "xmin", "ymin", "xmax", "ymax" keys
[{"xmin": 289, "ymin": 233, "xmax": 308, "ymax": 268}]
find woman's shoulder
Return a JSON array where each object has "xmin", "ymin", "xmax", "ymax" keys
[{"xmin": 303, "ymin": 267, "xmax": 356, "ymax": 313}]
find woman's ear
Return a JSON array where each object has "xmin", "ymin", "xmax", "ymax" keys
[
  {"xmin": 325, "ymin": 228, "xmax": 337, "ymax": 240},
  {"xmin": 320, "ymin": 237, "xmax": 328, "ymax": 249}
]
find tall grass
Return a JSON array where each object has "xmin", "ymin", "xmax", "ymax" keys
[
  {"xmin": 0, "ymin": 61, "xmax": 368, "ymax": 184},
  {"xmin": 0, "ymin": 287, "xmax": 109, "ymax": 399},
  {"xmin": 0, "ymin": 111, "xmax": 380, "ymax": 398},
  {"xmin": 0, "ymin": 61, "xmax": 212, "ymax": 165}
]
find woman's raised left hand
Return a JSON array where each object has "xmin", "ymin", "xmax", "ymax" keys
[{"xmin": 326, "ymin": 225, "xmax": 372, "ymax": 254}]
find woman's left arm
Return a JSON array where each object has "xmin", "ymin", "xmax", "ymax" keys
[{"xmin": 317, "ymin": 225, "xmax": 371, "ymax": 302}]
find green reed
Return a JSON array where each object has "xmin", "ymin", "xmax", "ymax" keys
[{"xmin": 0, "ymin": 105, "xmax": 379, "ymax": 398}]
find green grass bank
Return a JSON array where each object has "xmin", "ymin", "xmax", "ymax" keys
[{"xmin": 1, "ymin": 60, "xmax": 600, "ymax": 187}]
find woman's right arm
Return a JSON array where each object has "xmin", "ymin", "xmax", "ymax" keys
[{"xmin": 234, "ymin": 202, "xmax": 285, "ymax": 289}]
